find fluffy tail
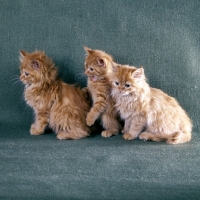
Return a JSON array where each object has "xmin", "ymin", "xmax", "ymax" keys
[{"xmin": 166, "ymin": 131, "xmax": 192, "ymax": 144}]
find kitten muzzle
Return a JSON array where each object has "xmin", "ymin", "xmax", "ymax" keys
[{"xmin": 89, "ymin": 76, "xmax": 98, "ymax": 82}]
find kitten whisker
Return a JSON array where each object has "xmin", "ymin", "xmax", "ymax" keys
[
  {"xmin": 76, "ymin": 72, "xmax": 85, "ymax": 76},
  {"xmin": 10, "ymin": 76, "xmax": 21, "ymax": 86},
  {"xmin": 13, "ymin": 80, "xmax": 20, "ymax": 86},
  {"xmin": 10, "ymin": 77, "xmax": 19, "ymax": 81},
  {"xmin": 84, "ymin": 47, "xmax": 121, "ymax": 136},
  {"xmin": 19, "ymin": 50, "xmax": 91, "ymax": 140},
  {"xmin": 75, "ymin": 72, "xmax": 86, "ymax": 80}
]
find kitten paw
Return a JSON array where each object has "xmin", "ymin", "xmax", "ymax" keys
[
  {"xmin": 30, "ymin": 124, "xmax": 44, "ymax": 135},
  {"xmin": 86, "ymin": 114, "xmax": 95, "ymax": 126},
  {"xmin": 139, "ymin": 132, "xmax": 149, "ymax": 141},
  {"xmin": 139, "ymin": 132, "xmax": 163, "ymax": 142},
  {"xmin": 57, "ymin": 132, "xmax": 67, "ymax": 140},
  {"xmin": 123, "ymin": 133, "xmax": 135, "ymax": 140},
  {"xmin": 101, "ymin": 130, "xmax": 116, "ymax": 137}
]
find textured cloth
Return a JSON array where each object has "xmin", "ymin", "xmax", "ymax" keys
[{"xmin": 0, "ymin": 0, "xmax": 199, "ymax": 199}]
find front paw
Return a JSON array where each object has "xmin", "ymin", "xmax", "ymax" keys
[
  {"xmin": 138, "ymin": 132, "xmax": 149, "ymax": 141},
  {"xmin": 101, "ymin": 130, "xmax": 113, "ymax": 137},
  {"xmin": 86, "ymin": 113, "xmax": 95, "ymax": 126},
  {"xmin": 123, "ymin": 133, "xmax": 136, "ymax": 140},
  {"xmin": 30, "ymin": 124, "xmax": 44, "ymax": 135}
]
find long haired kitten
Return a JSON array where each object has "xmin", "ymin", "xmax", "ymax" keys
[
  {"xmin": 84, "ymin": 47, "xmax": 121, "ymax": 137},
  {"xmin": 109, "ymin": 64, "xmax": 192, "ymax": 144},
  {"xmin": 19, "ymin": 50, "xmax": 91, "ymax": 140}
]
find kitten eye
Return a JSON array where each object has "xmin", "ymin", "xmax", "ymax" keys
[
  {"xmin": 90, "ymin": 68, "xmax": 94, "ymax": 71},
  {"xmin": 115, "ymin": 82, "xmax": 119, "ymax": 86},
  {"xmin": 25, "ymin": 72, "xmax": 29, "ymax": 76},
  {"xmin": 125, "ymin": 83, "xmax": 130, "ymax": 88}
]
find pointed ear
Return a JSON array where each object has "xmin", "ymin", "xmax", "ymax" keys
[
  {"xmin": 132, "ymin": 67, "xmax": 144, "ymax": 79},
  {"xmin": 97, "ymin": 58, "xmax": 105, "ymax": 67},
  {"xmin": 31, "ymin": 60, "xmax": 40, "ymax": 70},
  {"xmin": 112, "ymin": 63, "xmax": 119, "ymax": 73},
  {"xmin": 19, "ymin": 50, "xmax": 28, "ymax": 62},
  {"xmin": 39, "ymin": 52, "xmax": 45, "ymax": 60},
  {"xmin": 84, "ymin": 46, "xmax": 93, "ymax": 55}
]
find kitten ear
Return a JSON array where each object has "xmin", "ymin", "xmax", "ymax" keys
[
  {"xmin": 19, "ymin": 50, "xmax": 28, "ymax": 62},
  {"xmin": 84, "ymin": 46, "xmax": 93, "ymax": 55},
  {"xmin": 31, "ymin": 60, "xmax": 40, "ymax": 70},
  {"xmin": 132, "ymin": 67, "xmax": 144, "ymax": 79},
  {"xmin": 112, "ymin": 63, "xmax": 119, "ymax": 72},
  {"xmin": 97, "ymin": 58, "xmax": 105, "ymax": 67},
  {"xmin": 38, "ymin": 51, "xmax": 45, "ymax": 60}
]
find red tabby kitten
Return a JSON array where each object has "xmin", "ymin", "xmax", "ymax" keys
[
  {"xmin": 84, "ymin": 47, "xmax": 121, "ymax": 137},
  {"xmin": 19, "ymin": 50, "xmax": 91, "ymax": 140},
  {"xmin": 109, "ymin": 64, "xmax": 192, "ymax": 144}
]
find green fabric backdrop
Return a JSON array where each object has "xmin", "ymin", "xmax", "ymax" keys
[{"xmin": 0, "ymin": 1, "xmax": 200, "ymax": 199}]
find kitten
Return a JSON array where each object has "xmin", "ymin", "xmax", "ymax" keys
[
  {"xmin": 109, "ymin": 64, "xmax": 192, "ymax": 144},
  {"xmin": 19, "ymin": 50, "xmax": 91, "ymax": 140},
  {"xmin": 84, "ymin": 47, "xmax": 121, "ymax": 137}
]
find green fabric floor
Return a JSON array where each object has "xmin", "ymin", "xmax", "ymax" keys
[
  {"xmin": 0, "ymin": 1, "xmax": 200, "ymax": 199},
  {"xmin": 1, "ymin": 123, "xmax": 200, "ymax": 200}
]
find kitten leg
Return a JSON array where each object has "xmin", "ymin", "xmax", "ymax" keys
[
  {"xmin": 123, "ymin": 117, "xmax": 145, "ymax": 140},
  {"xmin": 101, "ymin": 114, "xmax": 121, "ymax": 137},
  {"xmin": 86, "ymin": 100, "xmax": 107, "ymax": 126},
  {"xmin": 139, "ymin": 131, "xmax": 164, "ymax": 142},
  {"xmin": 121, "ymin": 118, "xmax": 131, "ymax": 134},
  {"xmin": 30, "ymin": 112, "xmax": 48, "ymax": 135}
]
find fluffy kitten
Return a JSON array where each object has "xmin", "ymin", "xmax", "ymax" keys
[
  {"xmin": 84, "ymin": 47, "xmax": 121, "ymax": 137},
  {"xmin": 19, "ymin": 50, "xmax": 91, "ymax": 140},
  {"xmin": 109, "ymin": 64, "xmax": 192, "ymax": 144}
]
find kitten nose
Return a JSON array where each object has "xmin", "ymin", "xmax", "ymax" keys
[{"xmin": 119, "ymin": 87, "xmax": 123, "ymax": 92}]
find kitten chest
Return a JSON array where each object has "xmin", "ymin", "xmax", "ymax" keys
[
  {"xmin": 24, "ymin": 89, "xmax": 51, "ymax": 111},
  {"xmin": 115, "ymin": 98, "xmax": 136, "ymax": 119}
]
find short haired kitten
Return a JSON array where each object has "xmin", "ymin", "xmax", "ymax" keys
[
  {"xmin": 109, "ymin": 64, "xmax": 192, "ymax": 144},
  {"xmin": 84, "ymin": 47, "xmax": 121, "ymax": 137},
  {"xmin": 20, "ymin": 50, "xmax": 91, "ymax": 140}
]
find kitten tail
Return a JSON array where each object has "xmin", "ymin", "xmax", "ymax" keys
[{"xmin": 166, "ymin": 131, "xmax": 192, "ymax": 144}]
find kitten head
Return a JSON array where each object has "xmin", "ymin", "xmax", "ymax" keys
[
  {"xmin": 84, "ymin": 47, "xmax": 114, "ymax": 81},
  {"xmin": 109, "ymin": 64, "xmax": 147, "ymax": 98},
  {"xmin": 19, "ymin": 50, "xmax": 57, "ymax": 87}
]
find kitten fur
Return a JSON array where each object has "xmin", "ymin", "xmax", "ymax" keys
[
  {"xmin": 84, "ymin": 47, "xmax": 121, "ymax": 137},
  {"xmin": 19, "ymin": 50, "xmax": 91, "ymax": 140},
  {"xmin": 109, "ymin": 64, "xmax": 192, "ymax": 144}
]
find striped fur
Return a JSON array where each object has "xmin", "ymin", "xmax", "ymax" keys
[
  {"xmin": 20, "ymin": 50, "xmax": 91, "ymax": 140},
  {"xmin": 84, "ymin": 47, "xmax": 121, "ymax": 137}
]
